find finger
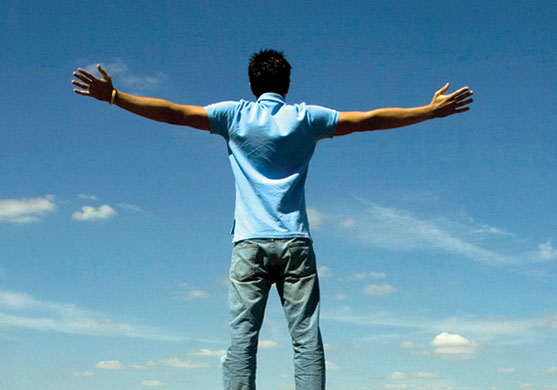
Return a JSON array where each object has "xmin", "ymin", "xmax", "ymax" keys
[
  {"xmin": 71, "ymin": 80, "xmax": 89, "ymax": 90},
  {"xmin": 73, "ymin": 71, "xmax": 94, "ymax": 84},
  {"xmin": 76, "ymin": 68, "xmax": 97, "ymax": 81},
  {"xmin": 455, "ymin": 98, "xmax": 473, "ymax": 107},
  {"xmin": 448, "ymin": 86, "xmax": 470, "ymax": 100},
  {"xmin": 436, "ymin": 82, "xmax": 450, "ymax": 96},
  {"xmin": 97, "ymin": 64, "xmax": 111, "ymax": 80},
  {"xmin": 73, "ymin": 88, "xmax": 91, "ymax": 96},
  {"xmin": 453, "ymin": 107, "xmax": 470, "ymax": 114},
  {"xmin": 453, "ymin": 91, "xmax": 473, "ymax": 103}
]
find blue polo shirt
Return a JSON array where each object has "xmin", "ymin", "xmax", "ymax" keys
[{"xmin": 205, "ymin": 93, "xmax": 338, "ymax": 242}]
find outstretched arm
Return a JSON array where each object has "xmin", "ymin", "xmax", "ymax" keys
[
  {"xmin": 72, "ymin": 65, "xmax": 210, "ymax": 130},
  {"xmin": 335, "ymin": 83, "xmax": 473, "ymax": 136}
]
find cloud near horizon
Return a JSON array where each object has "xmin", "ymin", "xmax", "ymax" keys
[
  {"xmin": 323, "ymin": 306, "xmax": 557, "ymax": 344},
  {"xmin": 0, "ymin": 290, "xmax": 183, "ymax": 341},
  {"xmin": 430, "ymin": 332, "xmax": 478, "ymax": 359}
]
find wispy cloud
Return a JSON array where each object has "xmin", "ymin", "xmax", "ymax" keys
[
  {"xmin": 78, "ymin": 193, "xmax": 97, "ymax": 201},
  {"xmin": 536, "ymin": 239, "xmax": 557, "ymax": 261},
  {"xmin": 0, "ymin": 290, "xmax": 182, "ymax": 341},
  {"xmin": 96, "ymin": 360, "xmax": 126, "ymax": 370},
  {"xmin": 131, "ymin": 358, "xmax": 209, "ymax": 370},
  {"xmin": 72, "ymin": 371, "xmax": 94, "ymax": 377},
  {"xmin": 307, "ymin": 207, "xmax": 324, "ymax": 230},
  {"xmin": 85, "ymin": 59, "xmax": 166, "ymax": 92},
  {"xmin": 118, "ymin": 202, "xmax": 144, "ymax": 213},
  {"xmin": 348, "ymin": 203, "xmax": 514, "ymax": 265},
  {"xmin": 258, "ymin": 339, "xmax": 280, "ymax": 349},
  {"xmin": 385, "ymin": 370, "xmax": 449, "ymax": 390},
  {"xmin": 174, "ymin": 283, "xmax": 211, "ymax": 301},
  {"xmin": 350, "ymin": 272, "xmax": 386, "ymax": 280},
  {"xmin": 317, "ymin": 265, "xmax": 333, "ymax": 278},
  {"xmin": 326, "ymin": 360, "xmax": 341, "ymax": 371},
  {"xmin": 72, "ymin": 204, "xmax": 117, "ymax": 221},
  {"xmin": 190, "ymin": 348, "xmax": 227, "ymax": 358},
  {"xmin": 363, "ymin": 284, "xmax": 397, "ymax": 296},
  {"xmin": 324, "ymin": 306, "xmax": 557, "ymax": 344},
  {"xmin": 142, "ymin": 380, "xmax": 163, "ymax": 387},
  {"xmin": 332, "ymin": 201, "xmax": 555, "ymax": 268},
  {"xmin": 0, "ymin": 195, "xmax": 56, "ymax": 223}
]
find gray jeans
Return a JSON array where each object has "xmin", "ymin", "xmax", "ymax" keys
[{"xmin": 223, "ymin": 238, "xmax": 325, "ymax": 390}]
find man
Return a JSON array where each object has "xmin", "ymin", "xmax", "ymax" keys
[{"xmin": 72, "ymin": 49, "xmax": 473, "ymax": 390}]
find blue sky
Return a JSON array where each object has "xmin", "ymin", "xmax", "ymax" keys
[{"xmin": 1, "ymin": 0, "xmax": 556, "ymax": 389}]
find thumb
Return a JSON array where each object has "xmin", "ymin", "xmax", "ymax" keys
[
  {"xmin": 435, "ymin": 82, "xmax": 450, "ymax": 96},
  {"xmin": 97, "ymin": 64, "xmax": 111, "ymax": 80}
]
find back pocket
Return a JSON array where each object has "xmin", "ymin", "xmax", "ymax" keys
[{"xmin": 230, "ymin": 241, "xmax": 260, "ymax": 281}]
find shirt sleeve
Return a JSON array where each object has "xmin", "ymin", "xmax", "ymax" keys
[
  {"xmin": 305, "ymin": 105, "xmax": 339, "ymax": 140},
  {"xmin": 204, "ymin": 101, "xmax": 239, "ymax": 139}
]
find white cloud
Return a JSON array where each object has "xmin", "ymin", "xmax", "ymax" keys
[
  {"xmin": 414, "ymin": 371, "xmax": 438, "ymax": 378},
  {"xmin": 0, "ymin": 290, "xmax": 182, "ymax": 341},
  {"xmin": 72, "ymin": 204, "xmax": 117, "ymax": 221},
  {"xmin": 390, "ymin": 371, "xmax": 407, "ymax": 380},
  {"xmin": 0, "ymin": 195, "xmax": 56, "ymax": 223},
  {"xmin": 351, "ymin": 271, "xmax": 386, "ymax": 280},
  {"xmin": 118, "ymin": 202, "xmax": 144, "ymax": 212},
  {"xmin": 497, "ymin": 367, "xmax": 516, "ymax": 374},
  {"xmin": 307, "ymin": 207, "xmax": 324, "ymax": 230},
  {"xmin": 86, "ymin": 59, "xmax": 167, "ymax": 92},
  {"xmin": 142, "ymin": 380, "xmax": 162, "ymax": 387},
  {"xmin": 399, "ymin": 341, "xmax": 419, "ymax": 349},
  {"xmin": 326, "ymin": 360, "xmax": 340, "ymax": 371},
  {"xmin": 364, "ymin": 284, "xmax": 397, "ymax": 296},
  {"xmin": 385, "ymin": 371, "xmax": 443, "ymax": 390},
  {"xmin": 389, "ymin": 371, "xmax": 437, "ymax": 380},
  {"xmin": 537, "ymin": 239, "xmax": 557, "ymax": 261},
  {"xmin": 259, "ymin": 339, "xmax": 280, "ymax": 349},
  {"xmin": 340, "ymin": 218, "xmax": 356, "ymax": 228},
  {"xmin": 72, "ymin": 371, "xmax": 94, "ymax": 377},
  {"xmin": 324, "ymin": 306, "xmax": 557, "ymax": 345},
  {"xmin": 318, "ymin": 266, "xmax": 332, "ymax": 278},
  {"xmin": 187, "ymin": 290, "xmax": 210, "ymax": 300},
  {"xmin": 190, "ymin": 348, "xmax": 227, "ymax": 357},
  {"xmin": 430, "ymin": 332, "xmax": 478, "ymax": 359},
  {"xmin": 136, "ymin": 358, "xmax": 209, "ymax": 369},
  {"xmin": 352, "ymin": 203, "xmax": 515, "ymax": 266},
  {"xmin": 175, "ymin": 284, "xmax": 210, "ymax": 301},
  {"xmin": 78, "ymin": 193, "xmax": 97, "ymax": 200},
  {"xmin": 333, "ymin": 293, "xmax": 347, "ymax": 301},
  {"xmin": 546, "ymin": 367, "xmax": 557, "ymax": 375},
  {"xmin": 96, "ymin": 360, "xmax": 125, "ymax": 370}
]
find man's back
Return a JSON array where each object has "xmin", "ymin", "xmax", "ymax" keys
[{"xmin": 206, "ymin": 92, "xmax": 338, "ymax": 242}]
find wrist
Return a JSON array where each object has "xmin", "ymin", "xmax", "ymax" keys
[{"xmin": 110, "ymin": 89, "xmax": 118, "ymax": 105}]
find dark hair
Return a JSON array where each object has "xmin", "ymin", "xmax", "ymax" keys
[{"xmin": 248, "ymin": 49, "xmax": 292, "ymax": 98}]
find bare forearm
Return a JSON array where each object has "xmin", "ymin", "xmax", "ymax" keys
[
  {"xmin": 343, "ymin": 105, "xmax": 434, "ymax": 133},
  {"xmin": 72, "ymin": 65, "xmax": 210, "ymax": 130},
  {"xmin": 114, "ymin": 91, "xmax": 190, "ymax": 125},
  {"xmin": 335, "ymin": 84, "xmax": 473, "ymax": 136}
]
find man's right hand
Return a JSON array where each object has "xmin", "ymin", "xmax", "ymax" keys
[{"xmin": 72, "ymin": 64, "xmax": 114, "ymax": 102}]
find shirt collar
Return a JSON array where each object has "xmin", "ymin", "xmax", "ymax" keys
[{"xmin": 257, "ymin": 92, "xmax": 286, "ymax": 103}]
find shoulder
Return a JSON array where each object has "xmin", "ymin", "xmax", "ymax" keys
[
  {"xmin": 287, "ymin": 102, "xmax": 339, "ymax": 140},
  {"xmin": 205, "ymin": 99, "xmax": 255, "ymax": 137}
]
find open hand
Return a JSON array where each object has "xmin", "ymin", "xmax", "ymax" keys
[
  {"xmin": 72, "ymin": 65, "xmax": 114, "ymax": 102},
  {"xmin": 430, "ymin": 83, "xmax": 474, "ymax": 118}
]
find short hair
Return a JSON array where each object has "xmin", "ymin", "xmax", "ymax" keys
[{"xmin": 248, "ymin": 49, "xmax": 292, "ymax": 98}]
